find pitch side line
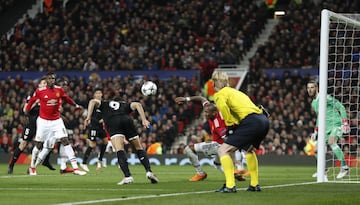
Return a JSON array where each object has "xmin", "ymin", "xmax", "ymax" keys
[{"xmin": 54, "ymin": 181, "xmax": 318, "ymax": 205}]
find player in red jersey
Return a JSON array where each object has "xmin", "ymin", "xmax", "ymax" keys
[
  {"xmin": 175, "ymin": 96, "xmax": 246, "ymax": 182},
  {"xmin": 8, "ymin": 77, "xmax": 55, "ymax": 174},
  {"xmin": 25, "ymin": 72, "xmax": 86, "ymax": 176}
]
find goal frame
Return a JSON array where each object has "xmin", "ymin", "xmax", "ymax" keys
[{"xmin": 318, "ymin": 9, "xmax": 360, "ymax": 183}]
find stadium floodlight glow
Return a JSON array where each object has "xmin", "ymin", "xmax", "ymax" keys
[{"xmin": 319, "ymin": 9, "xmax": 360, "ymax": 183}]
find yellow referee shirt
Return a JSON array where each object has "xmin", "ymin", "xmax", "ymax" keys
[{"xmin": 213, "ymin": 87, "xmax": 262, "ymax": 126}]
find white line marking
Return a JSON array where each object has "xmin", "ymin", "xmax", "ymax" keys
[{"xmin": 54, "ymin": 181, "xmax": 319, "ymax": 205}]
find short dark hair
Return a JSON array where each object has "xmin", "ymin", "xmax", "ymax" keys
[
  {"xmin": 94, "ymin": 88, "xmax": 102, "ymax": 93},
  {"xmin": 46, "ymin": 71, "xmax": 56, "ymax": 77},
  {"xmin": 307, "ymin": 79, "xmax": 318, "ymax": 87}
]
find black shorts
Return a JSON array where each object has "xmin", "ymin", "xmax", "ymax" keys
[
  {"xmin": 225, "ymin": 113, "xmax": 269, "ymax": 151},
  {"xmin": 88, "ymin": 127, "xmax": 107, "ymax": 141},
  {"xmin": 22, "ymin": 116, "xmax": 37, "ymax": 142},
  {"xmin": 106, "ymin": 116, "xmax": 138, "ymax": 140}
]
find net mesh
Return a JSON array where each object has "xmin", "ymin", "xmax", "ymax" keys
[{"xmin": 326, "ymin": 12, "xmax": 360, "ymax": 182}]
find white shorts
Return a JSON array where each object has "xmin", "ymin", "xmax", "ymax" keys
[
  {"xmin": 194, "ymin": 141, "xmax": 220, "ymax": 156},
  {"xmin": 35, "ymin": 117, "xmax": 68, "ymax": 148}
]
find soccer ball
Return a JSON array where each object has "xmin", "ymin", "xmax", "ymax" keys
[{"xmin": 141, "ymin": 81, "xmax": 157, "ymax": 96}]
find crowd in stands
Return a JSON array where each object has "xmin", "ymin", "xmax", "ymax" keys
[
  {"xmin": 249, "ymin": 0, "xmax": 360, "ymax": 70},
  {"xmin": 0, "ymin": 0, "xmax": 14, "ymax": 15},
  {"xmin": 0, "ymin": 0, "xmax": 268, "ymax": 84},
  {"xmin": 0, "ymin": 0, "xmax": 359, "ymax": 157}
]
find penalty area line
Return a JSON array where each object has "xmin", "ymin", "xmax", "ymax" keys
[{"xmin": 54, "ymin": 181, "xmax": 318, "ymax": 205}]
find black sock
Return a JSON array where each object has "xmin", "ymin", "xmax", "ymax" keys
[
  {"xmin": 98, "ymin": 143, "xmax": 107, "ymax": 161},
  {"xmin": 117, "ymin": 150, "xmax": 131, "ymax": 177},
  {"xmin": 9, "ymin": 148, "xmax": 22, "ymax": 168},
  {"xmin": 83, "ymin": 147, "xmax": 93, "ymax": 164},
  {"xmin": 136, "ymin": 150, "xmax": 151, "ymax": 172}
]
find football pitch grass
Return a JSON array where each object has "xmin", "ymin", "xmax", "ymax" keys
[{"xmin": 0, "ymin": 164, "xmax": 359, "ymax": 205}]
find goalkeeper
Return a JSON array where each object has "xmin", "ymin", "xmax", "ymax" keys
[{"xmin": 307, "ymin": 80, "xmax": 350, "ymax": 179}]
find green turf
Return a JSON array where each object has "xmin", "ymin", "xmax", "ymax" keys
[{"xmin": 0, "ymin": 164, "xmax": 359, "ymax": 205}]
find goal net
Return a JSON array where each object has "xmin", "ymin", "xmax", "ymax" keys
[{"xmin": 318, "ymin": 9, "xmax": 360, "ymax": 183}]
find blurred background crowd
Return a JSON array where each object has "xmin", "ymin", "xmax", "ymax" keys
[{"xmin": 0, "ymin": 0, "xmax": 359, "ymax": 157}]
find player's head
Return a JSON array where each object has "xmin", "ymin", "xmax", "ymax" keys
[
  {"xmin": 307, "ymin": 80, "xmax": 319, "ymax": 97},
  {"xmin": 93, "ymin": 88, "xmax": 103, "ymax": 100},
  {"xmin": 211, "ymin": 71, "xmax": 229, "ymax": 91},
  {"xmin": 46, "ymin": 72, "xmax": 56, "ymax": 88},
  {"xmin": 38, "ymin": 77, "xmax": 47, "ymax": 88},
  {"xmin": 204, "ymin": 103, "xmax": 218, "ymax": 120},
  {"xmin": 57, "ymin": 78, "xmax": 68, "ymax": 87}
]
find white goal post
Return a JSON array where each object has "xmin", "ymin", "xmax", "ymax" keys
[{"xmin": 318, "ymin": 9, "xmax": 360, "ymax": 183}]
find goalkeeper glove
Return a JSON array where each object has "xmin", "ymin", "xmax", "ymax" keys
[
  {"xmin": 310, "ymin": 127, "xmax": 318, "ymax": 141},
  {"xmin": 341, "ymin": 119, "xmax": 350, "ymax": 134}
]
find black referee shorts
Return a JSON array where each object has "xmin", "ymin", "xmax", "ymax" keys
[{"xmin": 225, "ymin": 113, "xmax": 269, "ymax": 151}]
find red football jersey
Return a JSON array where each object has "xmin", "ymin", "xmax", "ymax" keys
[
  {"xmin": 208, "ymin": 111, "xmax": 226, "ymax": 144},
  {"xmin": 26, "ymin": 85, "xmax": 75, "ymax": 120}
]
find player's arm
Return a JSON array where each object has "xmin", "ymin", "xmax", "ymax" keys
[
  {"xmin": 333, "ymin": 97, "xmax": 350, "ymax": 133},
  {"xmin": 213, "ymin": 95, "xmax": 232, "ymax": 125},
  {"xmin": 61, "ymin": 89, "xmax": 82, "ymax": 109},
  {"xmin": 333, "ymin": 98, "xmax": 348, "ymax": 119},
  {"xmin": 130, "ymin": 102, "xmax": 150, "ymax": 128},
  {"xmin": 24, "ymin": 91, "xmax": 39, "ymax": 114},
  {"xmin": 23, "ymin": 99, "xmax": 40, "ymax": 113},
  {"xmin": 175, "ymin": 96, "xmax": 209, "ymax": 107},
  {"xmin": 85, "ymin": 99, "xmax": 101, "ymax": 127}
]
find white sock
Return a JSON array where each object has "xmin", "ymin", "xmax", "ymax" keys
[
  {"xmin": 184, "ymin": 146, "xmax": 204, "ymax": 174},
  {"xmin": 31, "ymin": 146, "xmax": 40, "ymax": 168},
  {"xmin": 59, "ymin": 144, "xmax": 68, "ymax": 170},
  {"xmin": 63, "ymin": 144, "xmax": 79, "ymax": 169},
  {"xmin": 35, "ymin": 147, "xmax": 51, "ymax": 167},
  {"xmin": 234, "ymin": 150, "xmax": 244, "ymax": 171}
]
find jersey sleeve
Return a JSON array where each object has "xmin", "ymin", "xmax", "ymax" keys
[
  {"xmin": 61, "ymin": 88, "xmax": 76, "ymax": 105},
  {"xmin": 333, "ymin": 97, "xmax": 348, "ymax": 119},
  {"xmin": 25, "ymin": 90, "xmax": 39, "ymax": 112}
]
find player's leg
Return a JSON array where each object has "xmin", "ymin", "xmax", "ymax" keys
[
  {"xmin": 112, "ymin": 134, "xmax": 133, "ymax": 185},
  {"xmin": 28, "ymin": 141, "xmax": 43, "ymax": 175},
  {"xmin": 234, "ymin": 150, "xmax": 246, "ymax": 173},
  {"xmin": 81, "ymin": 137, "xmax": 96, "ymax": 172},
  {"xmin": 130, "ymin": 136, "xmax": 158, "ymax": 184},
  {"xmin": 244, "ymin": 147, "xmax": 261, "ymax": 191},
  {"xmin": 59, "ymin": 137, "xmax": 86, "ymax": 175},
  {"xmin": 328, "ymin": 127, "xmax": 349, "ymax": 178},
  {"xmin": 96, "ymin": 130, "xmax": 108, "ymax": 170},
  {"xmin": 8, "ymin": 140, "xmax": 28, "ymax": 174},
  {"xmin": 35, "ymin": 135, "xmax": 56, "ymax": 168},
  {"xmin": 42, "ymin": 151, "xmax": 55, "ymax": 170},
  {"xmin": 29, "ymin": 117, "xmax": 50, "ymax": 175},
  {"xmin": 59, "ymin": 143, "xmax": 73, "ymax": 174},
  {"xmin": 185, "ymin": 144, "xmax": 207, "ymax": 181},
  {"xmin": 216, "ymin": 143, "xmax": 237, "ymax": 192},
  {"xmin": 10, "ymin": 119, "xmax": 36, "ymax": 174},
  {"xmin": 51, "ymin": 119, "xmax": 86, "ymax": 175},
  {"xmin": 231, "ymin": 151, "xmax": 246, "ymax": 181}
]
